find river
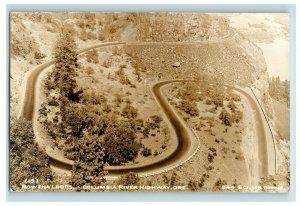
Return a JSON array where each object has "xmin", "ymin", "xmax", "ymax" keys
[{"xmin": 257, "ymin": 37, "xmax": 290, "ymax": 81}]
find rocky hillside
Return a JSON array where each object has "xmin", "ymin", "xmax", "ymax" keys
[
  {"xmin": 125, "ymin": 33, "xmax": 267, "ymax": 86},
  {"xmin": 10, "ymin": 13, "xmax": 59, "ymax": 116},
  {"xmin": 10, "ymin": 12, "xmax": 266, "ymax": 115}
]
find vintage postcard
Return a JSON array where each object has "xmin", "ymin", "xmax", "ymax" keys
[{"xmin": 9, "ymin": 12, "xmax": 290, "ymax": 192}]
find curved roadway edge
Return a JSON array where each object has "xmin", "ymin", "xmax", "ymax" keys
[
  {"xmin": 46, "ymin": 80, "xmax": 201, "ymax": 180},
  {"xmin": 232, "ymin": 86, "xmax": 276, "ymax": 176},
  {"xmin": 39, "ymin": 79, "xmax": 277, "ymax": 180},
  {"xmin": 18, "ymin": 42, "xmax": 200, "ymax": 180},
  {"xmin": 125, "ymin": 29, "xmax": 236, "ymax": 46},
  {"xmin": 19, "ymin": 42, "xmax": 125, "ymax": 120},
  {"xmin": 18, "ymin": 38, "xmax": 276, "ymax": 180},
  {"xmin": 249, "ymin": 87, "xmax": 277, "ymax": 174}
]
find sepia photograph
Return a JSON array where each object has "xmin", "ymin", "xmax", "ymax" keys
[{"xmin": 9, "ymin": 12, "xmax": 290, "ymax": 192}]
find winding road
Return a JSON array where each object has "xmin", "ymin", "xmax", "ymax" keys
[
  {"xmin": 19, "ymin": 41, "xmax": 276, "ymax": 180},
  {"xmin": 19, "ymin": 42, "xmax": 125, "ymax": 120}
]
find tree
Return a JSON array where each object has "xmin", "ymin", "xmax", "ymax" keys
[
  {"xmin": 177, "ymin": 100, "xmax": 199, "ymax": 116},
  {"xmin": 10, "ymin": 118, "xmax": 53, "ymax": 191},
  {"xmin": 212, "ymin": 96, "xmax": 224, "ymax": 108},
  {"xmin": 141, "ymin": 147, "xmax": 152, "ymax": 157},
  {"xmin": 70, "ymin": 132, "xmax": 107, "ymax": 190},
  {"xmin": 268, "ymin": 76, "xmax": 290, "ymax": 106},
  {"xmin": 53, "ymin": 31, "xmax": 79, "ymax": 102},
  {"xmin": 103, "ymin": 120, "xmax": 141, "ymax": 165},
  {"xmin": 219, "ymin": 109, "xmax": 232, "ymax": 126}
]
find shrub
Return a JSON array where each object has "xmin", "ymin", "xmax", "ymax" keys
[
  {"xmin": 119, "ymin": 75, "xmax": 131, "ymax": 85},
  {"xmin": 212, "ymin": 96, "xmax": 223, "ymax": 108},
  {"xmin": 121, "ymin": 105, "xmax": 138, "ymax": 119},
  {"xmin": 206, "ymin": 165, "xmax": 214, "ymax": 171},
  {"xmin": 34, "ymin": 51, "xmax": 46, "ymax": 59},
  {"xmin": 231, "ymin": 93, "xmax": 241, "ymax": 101},
  {"xmin": 98, "ymin": 33, "xmax": 105, "ymax": 41},
  {"xmin": 205, "ymin": 99, "xmax": 212, "ymax": 105},
  {"xmin": 232, "ymin": 110, "xmax": 243, "ymax": 123},
  {"xmin": 213, "ymin": 178, "xmax": 227, "ymax": 191},
  {"xmin": 141, "ymin": 147, "xmax": 152, "ymax": 157},
  {"xmin": 150, "ymin": 115, "xmax": 162, "ymax": 124},
  {"xmin": 115, "ymin": 68, "xmax": 125, "ymax": 76},
  {"xmin": 117, "ymin": 172, "xmax": 140, "ymax": 186},
  {"xmin": 177, "ymin": 100, "xmax": 199, "ymax": 116},
  {"xmin": 208, "ymin": 153, "xmax": 214, "ymax": 163},
  {"xmin": 79, "ymin": 91, "xmax": 107, "ymax": 105},
  {"xmin": 188, "ymin": 180, "xmax": 198, "ymax": 191},
  {"xmin": 170, "ymin": 172, "xmax": 180, "ymax": 187},
  {"xmin": 76, "ymin": 20, "xmax": 85, "ymax": 28},
  {"xmin": 219, "ymin": 109, "xmax": 232, "ymax": 126},
  {"xmin": 85, "ymin": 49, "xmax": 99, "ymax": 64},
  {"xmin": 209, "ymin": 147, "xmax": 216, "ymax": 153},
  {"xmin": 228, "ymin": 100, "xmax": 237, "ymax": 111},
  {"xmin": 102, "ymin": 60, "xmax": 112, "ymax": 68},
  {"xmin": 113, "ymin": 94, "xmax": 123, "ymax": 107},
  {"xmin": 48, "ymin": 99, "xmax": 59, "ymax": 107}
]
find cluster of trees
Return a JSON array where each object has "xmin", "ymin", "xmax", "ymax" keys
[
  {"xmin": 175, "ymin": 82, "xmax": 228, "ymax": 117},
  {"xmin": 202, "ymin": 83, "xmax": 226, "ymax": 109},
  {"xmin": 39, "ymin": 28, "xmax": 150, "ymax": 190},
  {"xmin": 103, "ymin": 120, "xmax": 141, "ymax": 165},
  {"xmin": 39, "ymin": 31, "xmax": 82, "ymax": 145},
  {"xmin": 176, "ymin": 83, "xmax": 202, "ymax": 102},
  {"xmin": 268, "ymin": 76, "xmax": 290, "ymax": 106},
  {"xmin": 40, "ymin": 32, "xmax": 109, "ymax": 189},
  {"xmin": 177, "ymin": 100, "xmax": 199, "ymax": 116},
  {"xmin": 10, "ymin": 118, "xmax": 53, "ymax": 191},
  {"xmin": 219, "ymin": 109, "xmax": 243, "ymax": 126},
  {"xmin": 53, "ymin": 31, "xmax": 80, "ymax": 103},
  {"xmin": 70, "ymin": 132, "xmax": 107, "ymax": 190}
]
